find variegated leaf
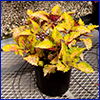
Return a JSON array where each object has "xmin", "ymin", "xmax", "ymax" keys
[
  {"xmin": 26, "ymin": 35, "xmax": 37, "ymax": 54},
  {"xmin": 62, "ymin": 51, "xmax": 71, "ymax": 65},
  {"xmin": 18, "ymin": 36, "xmax": 26, "ymax": 48},
  {"xmin": 73, "ymin": 57, "xmax": 80, "ymax": 63},
  {"xmin": 11, "ymin": 26, "xmax": 26, "ymax": 38},
  {"xmin": 50, "ymin": 56, "xmax": 58, "ymax": 64},
  {"xmin": 87, "ymin": 34, "xmax": 93, "ymax": 37},
  {"xmin": 69, "ymin": 62, "xmax": 78, "ymax": 69},
  {"xmin": 34, "ymin": 39, "xmax": 54, "ymax": 49},
  {"xmin": 64, "ymin": 32, "xmax": 80, "ymax": 43},
  {"xmin": 27, "ymin": 9, "xmax": 34, "ymax": 18},
  {"xmin": 68, "ymin": 40, "xmax": 76, "ymax": 48},
  {"xmin": 2, "ymin": 44, "xmax": 19, "ymax": 52},
  {"xmin": 87, "ymin": 25, "xmax": 99, "ymax": 31},
  {"xmin": 35, "ymin": 48, "xmax": 45, "ymax": 58},
  {"xmin": 56, "ymin": 61, "xmax": 71, "ymax": 72},
  {"xmin": 63, "ymin": 12, "xmax": 74, "ymax": 31},
  {"xmin": 78, "ymin": 62, "xmax": 95, "ymax": 73},
  {"xmin": 23, "ymin": 54, "xmax": 39, "ymax": 66},
  {"xmin": 18, "ymin": 50, "xmax": 28, "ymax": 56},
  {"xmin": 71, "ymin": 26, "xmax": 90, "ymax": 34},
  {"xmin": 18, "ymin": 30, "xmax": 32, "ymax": 36},
  {"xmin": 64, "ymin": 34, "xmax": 70, "ymax": 44},
  {"xmin": 84, "ymin": 34, "xmax": 93, "ymax": 37},
  {"xmin": 55, "ymin": 23, "xmax": 65, "ymax": 31},
  {"xmin": 69, "ymin": 32, "xmax": 80, "ymax": 41},
  {"xmin": 58, "ymin": 13, "xmax": 64, "ymax": 22},
  {"xmin": 59, "ymin": 42, "xmax": 69, "ymax": 59},
  {"xmin": 51, "ymin": 4, "xmax": 62, "ymax": 15},
  {"xmin": 52, "ymin": 27, "xmax": 63, "ymax": 43},
  {"xmin": 43, "ymin": 64, "xmax": 56, "ymax": 76},
  {"xmin": 10, "ymin": 26, "xmax": 26, "ymax": 33},
  {"xmin": 27, "ymin": 35, "xmax": 37, "ymax": 46},
  {"xmin": 13, "ymin": 29, "xmax": 32, "ymax": 39},
  {"xmin": 42, "ymin": 22, "xmax": 53, "ymax": 31},
  {"xmin": 30, "ymin": 20, "xmax": 41, "ymax": 33},
  {"xmin": 27, "ymin": 17, "xmax": 32, "ymax": 24},
  {"xmin": 70, "ymin": 47, "xmax": 85, "ymax": 60},
  {"xmin": 36, "ymin": 11, "xmax": 49, "ymax": 16},
  {"xmin": 31, "ymin": 11, "xmax": 49, "ymax": 22},
  {"xmin": 82, "ymin": 38, "xmax": 92, "ymax": 50}
]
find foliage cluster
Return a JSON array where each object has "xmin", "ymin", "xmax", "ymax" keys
[{"xmin": 2, "ymin": 5, "xmax": 99, "ymax": 76}]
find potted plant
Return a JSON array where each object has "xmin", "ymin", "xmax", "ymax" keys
[{"xmin": 2, "ymin": 4, "xmax": 99, "ymax": 96}]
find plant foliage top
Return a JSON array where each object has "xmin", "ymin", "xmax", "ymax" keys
[{"xmin": 2, "ymin": 4, "xmax": 99, "ymax": 76}]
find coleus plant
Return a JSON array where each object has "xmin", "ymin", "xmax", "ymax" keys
[{"xmin": 2, "ymin": 4, "xmax": 99, "ymax": 76}]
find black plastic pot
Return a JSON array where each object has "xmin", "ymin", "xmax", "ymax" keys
[
  {"xmin": 92, "ymin": 1, "xmax": 99, "ymax": 25},
  {"xmin": 34, "ymin": 66, "xmax": 71, "ymax": 96}
]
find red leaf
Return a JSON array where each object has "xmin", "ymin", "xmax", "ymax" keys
[
  {"xmin": 41, "ymin": 20, "xmax": 47, "ymax": 26},
  {"xmin": 49, "ymin": 14, "xmax": 60, "ymax": 22},
  {"xmin": 48, "ymin": 48, "xmax": 56, "ymax": 51},
  {"xmin": 21, "ymin": 39, "xmax": 24, "ymax": 45},
  {"xmin": 74, "ymin": 20, "xmax": 79, "ymax": 26},
  {"xmin": 9, "ymin": 47, "xmax": 18, "ymax": 52}
]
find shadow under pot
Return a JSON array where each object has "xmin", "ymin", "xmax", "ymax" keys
[
  {"xmin": 34, "ymin": 66, "xmax": 71, "ymax": 96},
  {"xmin": 92, "ymin": 1, "xmax": 99, "ymax": 25}
]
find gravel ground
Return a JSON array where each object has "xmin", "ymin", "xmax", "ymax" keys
[{"xmin": 1, "ymin": 1, "xmax": 92, "ymax": 40}]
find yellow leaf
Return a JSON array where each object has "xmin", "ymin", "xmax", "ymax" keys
[
  {"xmin": 38, "ymin": 61, "xmax": 44, "ymax": 67},
  {"xmin": 80, "ymin": 53, "xmax": 84, "ymax": 61},
  {"xmin": 51, "ymin": 4, "xmax": 62, "ymax": 15},
  {"xmin": 87, "ymin": 25, "xmax": 99, "ymax": 31},
  {"xmin": 50, "ymin": 56, "xmax": 58, "ymax": 64},
  {"xmin": 68, "ymin": 40, "xmax": 76, "ymax": 48},
  {"xmin": 27, "ymin": 9, "xmax": 34, "ymax": 18},
  {"xmin": 2, "ymin": 44, "xmax": 19, "ymax": 52},
  {"xmin": 23, "ymin": 54, "xmax": 39, "ymax": 66},
  {"xmin": 87, "ymin": 34, "xmax": 93, "ymax": 37},
  {"xmin": 52, "ymin": 27, "xmax": 63, "ymax": 43},
  {"xmin": 56, "ymin": 61, "xmax": 71, "ymax": 72},
  {"xmin": 43, "ymin": 64, "xmax": 56, "ymax": 76},
  {"xmin": 78, "ymin": 62, "xmax": 95, "ymax": 73},
  {"xmin": 42, "ymin": 22, "xmax": 53, "ymax": 31},
  {"xmin": 59, "ymin": 42, "xmax": 69, "ymax": 59},
  {"xmin": 64, "ymin": 34, "xmax": 70, "ymax": 43},
  {"xmin": 64, "ymin": 32, "xmax": 80, "ymax": 44},
  {"xmin": 55, "ymin": 23, "xmax": 65, "ymax": 31},
  {"xmin": 63, "ymin": 12, "xmax": 74, "ymax": 31},
  {"xmin": 58, "ymin": 13, "xmax": 64, "ymax": 22},
  {"xmin": 78, "ymin": 18, "xmax": 85, "ymax": 26},
  {"xmin": 71, "ymin": 26, "xmax": 90, "ymax": 34},
  {"xmin": 34, "ymin": 39, "xmax": 54, "ymax": 49},
  {"xmin": 11, "ymin": 26, "xmax": 26, "ymax": 38},
  {"xmin": 70, "ymin": 47, "xmax": 85, "ymax": 60},
  {"xmin": 67, "ymin": 11, "xmax": 76, "ymax": 15},
  {"xmin": 27, "ymin": 35, "xmax": 37, "ymax": 47},
  {"xmin": 30, "ymin": 20, "xmax": 41, "ymax": 33},
  {"xmin": 82, "ymin": 38, "xmax": 92, "ymax": 50},
  {"xmin": 31, "ymin": 11, "xmax": 49, "ymax": 22}
]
